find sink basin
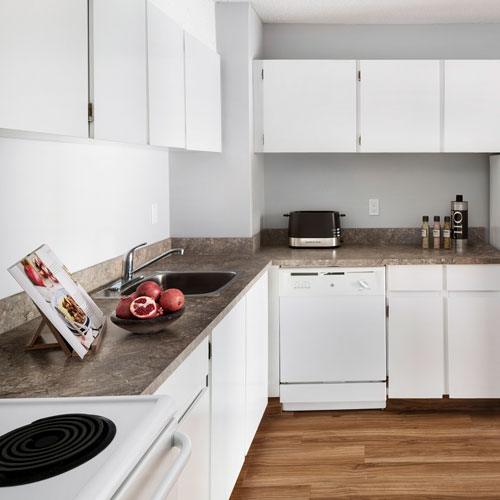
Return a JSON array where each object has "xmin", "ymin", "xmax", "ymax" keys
[{"xmin": 94, "ymin": 271, "xmax": 237, "ymax": 299}]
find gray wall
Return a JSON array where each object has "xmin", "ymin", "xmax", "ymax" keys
[
  {"xmin": 264, "ymin": 154, "xmax": 489, "ymax": 229},
  {"xmin": 169, "ymin": 3, "xmax": 263, "ymax": 238},
  {"xmin": 262, "ymin": 23, "xmax": 500, "ymax": 229}
]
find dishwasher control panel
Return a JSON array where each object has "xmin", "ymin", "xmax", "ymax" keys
[{"xmin": 280, "ymin": 267, "xmax": 385, "ymax": 296}]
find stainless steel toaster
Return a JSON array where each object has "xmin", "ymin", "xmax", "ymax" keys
[{"xmin": 284, "ymin": 211, "xmax": 345, "ymax": 248}]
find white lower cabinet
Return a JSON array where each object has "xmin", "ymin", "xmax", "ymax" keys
[
  {"xmin": 388, "ymin": 264, "xmax": 500, "ymax": 400},
  {"xmin": 211, "ymin": 271, "xmax": 269, "ymax": 500},
  {"xmin": 387, "ymin": 293, "xmax": 444, "ymax": 398},
  {"xmin": 447, "ymin": 265, "xmax": 500, "ymax": 398},
  {"xmin": 174, "ymin": 387, "xmax": 210, "ymax": 500},
  {"xmin": 244, "ymin": 272, "xmax": 269, "ymax": 453},
  {"xmin": 211, "ymin": 299, "xmax": 247, "ymax": 500},
  {"xmin": 387, "ymin": 266, "xmax": 444, "ymax": 399},
  {"xmin": 155, "ymin": 339, "xmax": 210, "ymax": 500}
]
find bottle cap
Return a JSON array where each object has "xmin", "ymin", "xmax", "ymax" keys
[
  {"xmin": 456, "ymin": 194, "xmax": 463, "ymax": 202},
  {"xmin": 434, "ymin": 216, "xmax": 440, "ymax": 222},
  {"xmin": 444, "ymin": 215, "xmax": 450, "ymax": 222},
  {"xmin": 423, "ymin": 215, "xmax": 429, "ymax": 222}
]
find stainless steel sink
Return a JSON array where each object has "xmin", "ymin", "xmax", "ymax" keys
[{"xmin": 93, "ymin": 271, "xmax": 237, "ymax": 299}]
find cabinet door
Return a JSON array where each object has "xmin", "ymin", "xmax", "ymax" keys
[
  {"xmin": 185, "ymin": 33, "xmax": 221, "ymax": 152},
  {"xmin": 448, "ymin": 293, "xmax": 500, "ymax": 397},
  {"xmin": 211, "ymin": 299, "xmax": 246, "ymax": 500},
  {"xmin": 92, "ymin": 0, "xmax": 148, "ymax": 144},
  {"xmin": 0, "ymin": 0, "xmax": 88, "ymax": 136},
  {"xmin": 245, "ymin": 272, "xmax": 269, "ymax": 454},
  {"xmin": 261, "ymin": 60, "xmax": 356, "ymax": 152},
  {"xmin": 360, "ymin": 60, "xmax": 440, "ymax": 152},
  {"xmin": 147, "ymin": 2, "xmax": 185, "ymax": 148},
  {"xmin": 388, "ymin": 293, "xmax": 444, "ymax": 398},
  {"xmin": 175, "ymin": 388, "xmax": 210, "ymax": 500},
  {"xmin": 444, "ymin": 60, "xmax": 500, "ymax": 152}
]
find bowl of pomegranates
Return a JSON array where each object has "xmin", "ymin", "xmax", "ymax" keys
[{"xmin": 110, "ymin": 280, "xmax": 185, "ymax": 334}]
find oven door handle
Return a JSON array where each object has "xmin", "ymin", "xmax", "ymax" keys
[
  {"xmin": 111, "ymin": 420, "xmax": 192, "ymax": 500},
  {"xmin": 150, "ymin": 431, "xmax": 192, "ymax": 500}
]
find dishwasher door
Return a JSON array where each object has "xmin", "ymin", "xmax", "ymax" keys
[{"xmin": 279, "ymin": 268, "xmax": 386, "ymax": 384}]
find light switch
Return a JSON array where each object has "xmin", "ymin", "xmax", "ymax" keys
[
  {"xmin": 369, "ymin": 198, "xmax": 379, "ymax": 216},
  {"xmin": 151, "ymin": 203, "xmax": 159, "ymax": 225}
]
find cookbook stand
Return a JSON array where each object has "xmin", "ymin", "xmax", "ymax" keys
[{"xmin": 26, "ymin": 306, "xmax": 106, "ymax": 358}]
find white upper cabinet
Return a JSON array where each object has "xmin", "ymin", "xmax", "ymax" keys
[
  {"xmin": 257, "ymin": 60, "xmax": 357, "ymax": 152},
  {"xmin": 92, "ymin": 0, "xmax": 148, "ymax": 144},
  {"xmin": 359, "ymin": 60, "xmax": 441, "ymax": 152},
  {"xmin": 444, "ymin": 60, "xmax": 500, "ymax": 152},
  {"xmin": 184, "ymin": 33, "xmax": 222, "ymax": 152},
  {"xmin": 0, "ymin": 0, "xmax": 88, "ymax": 137},
  {"xmin": 147, "ymin": 2, "xmax": 186, "ymax": 148}
]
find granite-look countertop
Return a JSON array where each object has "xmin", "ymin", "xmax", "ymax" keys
[
  {"xmin": 2, "ymin": 241, "xmax": 500, "ymax": 399},
  {"xmin": 259, "ymin": 241, "xmax": 500, "ymax": 267},
  {"xmin": 0, "ymin": 254, "xmax": 271, "ymax": 399}
]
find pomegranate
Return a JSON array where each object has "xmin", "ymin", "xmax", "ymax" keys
[
  {"xmin": 115, "ymin": 295, "xmax": 136, "ymax": 319},
  {"xmin": 159, "ymin": 289, "xmax": 185, "ymax": 313},
  {"xmin": 135, "ymin": 281, "xmax": 162, "ymax": 301},
  {"xmin": 130, "ymin": 296, "xmax": 159, "ymax": 319},
  {"xmin": 23, "ymin": 260, "xmax": 45, "ymax": 287}
]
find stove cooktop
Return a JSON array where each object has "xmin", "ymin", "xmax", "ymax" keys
[{"xmin": 0, "ymin": 413, "xmax": 116, "ymax": 487}]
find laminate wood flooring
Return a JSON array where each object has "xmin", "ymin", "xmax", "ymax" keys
[{"xmin": 231, "ymin": 399, "xmax": 500, "ymax": 499}]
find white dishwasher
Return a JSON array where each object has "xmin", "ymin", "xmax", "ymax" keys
[{"xmin": 279, "ymin": 267, "xmax": 387, "ymax": 411}]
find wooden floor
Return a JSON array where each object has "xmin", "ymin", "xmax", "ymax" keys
[{"xmin": 231, "ymin": 399, "xmax": 500, "ymax": 499}]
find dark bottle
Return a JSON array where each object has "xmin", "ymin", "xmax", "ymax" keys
[{"xmin": 451, "ymin": 194, "xmax": 468, "ymax": 251}]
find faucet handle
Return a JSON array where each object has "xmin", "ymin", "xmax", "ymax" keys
[{"xmin": 125, "ymin": 242, "xmax": 147, "ymax": 256}]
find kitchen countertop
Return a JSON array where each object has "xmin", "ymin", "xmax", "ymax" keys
[
  {"xmin": 259, "ymin": 240, "xmax": 500, "ymax": 266},
  {"xmin": 2, "ymin": 241, "xmax": 500, "ymax": 399}
]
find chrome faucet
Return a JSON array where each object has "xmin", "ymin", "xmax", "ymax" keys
[{"xmin": 120, "ymin": 243, "xmax": 184, "ymax": 290}]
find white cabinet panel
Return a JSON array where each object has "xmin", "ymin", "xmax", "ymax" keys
[
  {"xmin": 445, "ymin": 60, "xmax": 500, "ymax": 152},
  {"xmin": 447, "ymin": 264, "xmax": 500, "ymax": 292},
  {"xmin": 211, "ymin": 299, "xmax": 246, "ymax": 500},
  {"xmin": 260, "ymin": 60, "xmax": 357, "ymax": 152},
  {"xmin": 0, "ymin": 0, "xmax": 88, "ymax": 137},
  {"xmin": 245, "ymin": 272, "xmax": 269, "ymax": 454},
  {"xmin": 175, "ymin": 388, "xmax": 210, "ymax": 500},
  {"xmin": 387, "ymin": 265, "xmax": 443, "ymax": 292},
  {"xmin": 448, "ymin": 292, "xmax": 500, "ymax": 398},
  {"xmin": 388, "ymin": 293, "xmax": 444, "ymax": 398},
  {"xmin": 185, "ymin": 33, "xmax": 221, "ymax": 152},
  {"xmin": 360, "ymin": 60, "xmax": 441, "ymax": 152},
  {"xmin": 147, "ymin": 2, "xmax": 186, "ymax": 148},
  {"xmin": 93, "ymin": 0, "xmax": 148, "ymax": 144}
]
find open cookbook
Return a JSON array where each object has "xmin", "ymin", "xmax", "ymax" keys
[{"xmin": 8, "ymin": 244, "xmax": 105, "ymax": 359}]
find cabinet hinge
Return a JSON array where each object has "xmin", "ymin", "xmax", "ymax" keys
[
  {"xmin": 206, "ymin": 374, "xmax": 209, "ymax": 387},
  {"xmin": 386, "ymin": 304, "xmax": 389, "ymax": 317},
  {"xmin": 208, "ymin": 341, "xmax": 212, "ymax": 360},
  {"xmin": 357, "ymin": 70, "xmax": 361, "ymax": 82},
  {"xmin": 261, "ymin": 68, "xmax": 264, "ymax": 80},
  {"xmin": 358, "ymin": 135, "xmax": 362, "ymax": 146},
  {"xmin": 88, "ymin": 102, "xmax": 94, "ymax": 123},
  {"xmin": 262, "ymin": 134, "xmax": 265, "ymax": 145}
]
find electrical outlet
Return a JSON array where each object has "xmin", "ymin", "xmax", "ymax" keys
[
  {"xmin": 369, "ymin": 198, "xmax": 379, "ymax": 216},
  {"xmin": 151, "ymin": 203, "xmax": 158, "ymax": 225}
]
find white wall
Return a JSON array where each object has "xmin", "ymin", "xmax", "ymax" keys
[
  {"xmin": 169, "ymin": 3, "xmax": 263, "ymax": 238},
  {"xmin": 0, "ymin": 138, "xmax": 170, "ymax": 299},
  {"xmin": 261, "ymin": 23, "xmax": 499, "ymax": 228},
  {"xmin": 264, "ymin": 153, "xmax": 489, "ymax": 229}
]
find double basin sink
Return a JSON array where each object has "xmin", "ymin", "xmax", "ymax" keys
[{"xmin": 94, "ymin": 271, "xmax": 237, "ymax": 299}]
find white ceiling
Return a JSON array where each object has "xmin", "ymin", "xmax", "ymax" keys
[{"xmin": 217, "ymin": 0, "xmax": 500, "ymax": 24}]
